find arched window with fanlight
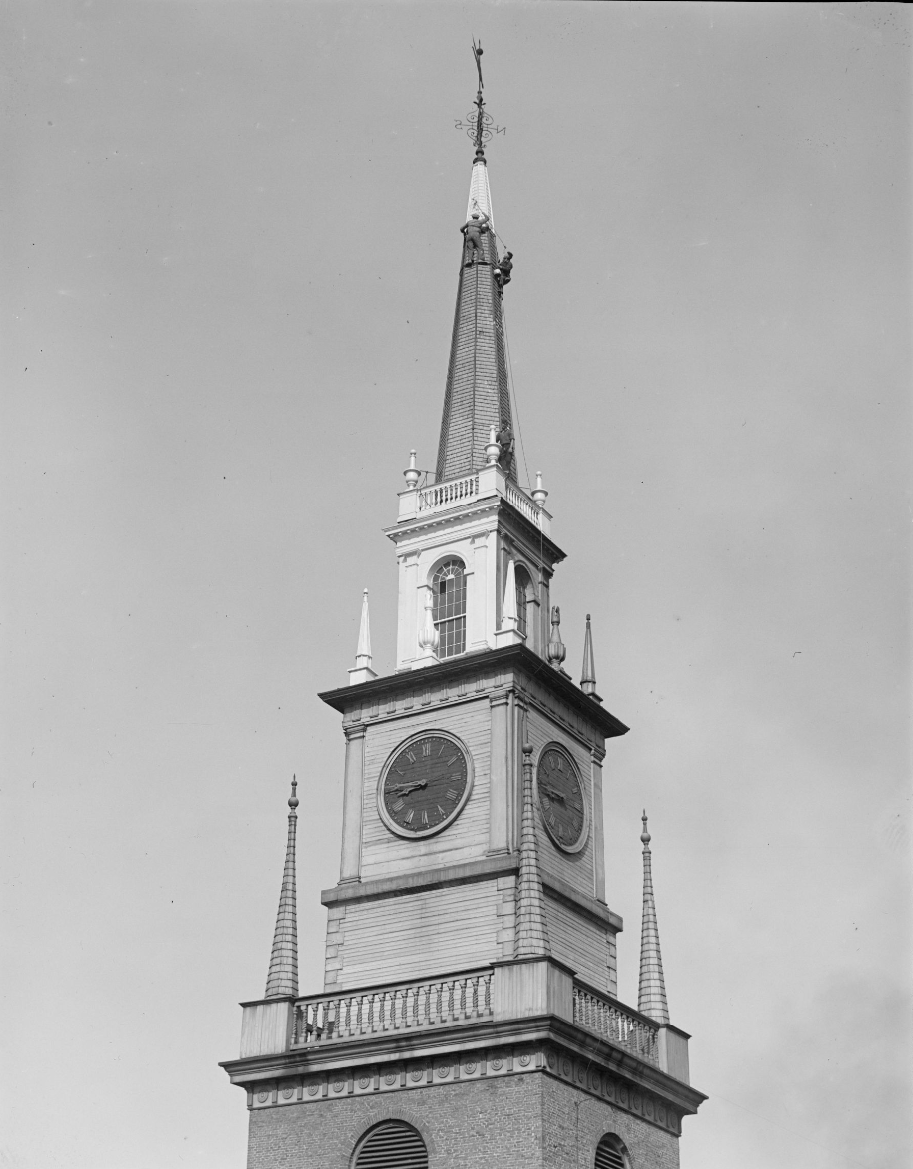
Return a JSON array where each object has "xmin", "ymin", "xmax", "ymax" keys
[
  {"xmin": 594, "ymin": 1133, "xmax": 630, "ymax": 1169},
  {"xmin": 432, "ymin": 558, "xmax": 466, "ymax": 659},
  {"xmin": 514, "ymin": 564, "xmax": 531, "ymax": 639},
  {"xmin": 353, "ymin": 1120, "xmax": 428, "ymax": 1169}
]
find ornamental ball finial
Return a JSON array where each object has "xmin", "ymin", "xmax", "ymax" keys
[
  {"xmin": 640, "ymin": 809, "xmax": 651, "ymax": 846},
  {"xmin": 289, "ymin": 775, "xmax": 299, "ymax": 810},
  {"xmin": 522, "ymin": 742, "xmax": 533, "ymax": 757}
]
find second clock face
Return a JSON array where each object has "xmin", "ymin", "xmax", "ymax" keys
[
  {"xmin": 378, "ymin": 732, "xmax": 472, "ymax": 838},
  {"xmin": 536, "ymin": 745, "xmax": 587, "ymax": 852}
]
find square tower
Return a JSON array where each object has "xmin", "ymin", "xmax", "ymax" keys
[{"xmin": 221, "ymin": 54, "xmax": 705, "ymax": 1169}]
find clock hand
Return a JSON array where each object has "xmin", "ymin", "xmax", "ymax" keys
[
  {"xmin": 390, "ymin": 780, "xmax": 429, "ymax": 796},
  {"xmin": 542, "ymin": 785, "xmax": 566, "ymax": 803}
]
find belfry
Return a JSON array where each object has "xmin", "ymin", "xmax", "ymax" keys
[{"xmin": 221, "ymin": 48, "xmax": 705, "ymax": 1169}]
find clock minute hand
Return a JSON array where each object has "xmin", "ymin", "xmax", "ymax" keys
[
  {"xmin": 542, "ymin": 785, "xmax": 566, "ymax": 803},
  {"xmin": 390, "ymin": 780, "xmax": 428, "ymax": 796}
]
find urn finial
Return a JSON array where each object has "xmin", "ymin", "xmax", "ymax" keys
[
  {"xmin": 403, "ymin": 449, "xmax": 420, "ymax": 490},
  {"xmin": 547, "ymin": 605, "xmax": 567, "ymax": 669}
]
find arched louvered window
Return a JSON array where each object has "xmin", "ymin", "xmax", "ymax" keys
[
  {"xmin": 514, "ymin": 564, "xmax": 531, "ymax": 638},
  {"xmin": 353, "ymin": 1120, "xmax": 429, "ymax": 1169},
  {"xmin": 594, "ymin": 1134, "xmax": 629, "ymax": 1169},
  {"xmin": 432, "ymin": 558, "xmax": 466, "ymax": 659}
]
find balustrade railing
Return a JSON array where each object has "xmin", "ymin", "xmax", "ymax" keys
[
  {"xmin": 292, "ymin": 969, "xmax": 493, "ymax": 1047},
  {"xmin": 418, "ymin": 475, "xmax": 480, "ymax": 513},
  {"xmin": 504, "ymin": 481, "xmax": 543, "ymax": 528},
  {"xmin": 572, "ymin": 984, "xmax": 659, "ymax": 1066}
]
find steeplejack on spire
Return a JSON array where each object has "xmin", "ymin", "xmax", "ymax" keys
[{"xmin": 437, "ymin": 44, "xmax": 515, "ymax": 485}]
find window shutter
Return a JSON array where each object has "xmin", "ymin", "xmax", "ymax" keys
[
  {"xmin": 354, "ymin": 1121, "xmax": 429, "ymax": 1169},
  {"xmin": 594, "ymin": 1135, "xmax": 626, "ymax": 1169}
]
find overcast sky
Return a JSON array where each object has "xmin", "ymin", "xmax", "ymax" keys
[{"xmin": 3, "ymin": 3, "xmax": 910, "ymax": 1168}]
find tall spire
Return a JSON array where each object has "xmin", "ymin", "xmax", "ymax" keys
[
  {"xmin": 515, "ymin": 744, "xmax": 550, "ymax": 958},
  {"xmin": 348, "ymin": 589, "xmax": 377, "ymax": 685},
  {"xmin": 436, "ymin": 48, "xmax": 514, "ymax": 484},
  {"xmin": 580, "ymin": 613, "xmax": 602, "ymax": 702},
  {"xmin": 637, "ymin": 812, "xmax": 670, "ymax": 1024},
  {"xmin": 264, "ymin": 778, "xmax": 299, "ymax": 999}
]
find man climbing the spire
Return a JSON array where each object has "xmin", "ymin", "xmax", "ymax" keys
[
  {"xmin": 494, "ymin": 250, "xmax": 513, "ymax": 291},
  {"xmin": 461, "ymin": 204, "xmax": 490, "ymax": 265},
  {"xmin": 495, "ymin": 417, "xmax": 513, "ymax": 474}
]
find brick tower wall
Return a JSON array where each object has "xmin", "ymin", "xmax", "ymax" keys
[{"xmin": 246, "ymin": 1072, "xmax": 680, "ymax": 1169}]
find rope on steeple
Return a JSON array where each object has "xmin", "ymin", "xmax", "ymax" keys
[
  {"xmin": 264, "ymin": 777, "xmax": 299, "ymax": 999},
  {"xmin": 637, "ymin": 811, "xmax": 670, "ymax": 1024},
  {"xmin": 515, "ymin": 744, "xmax": 550, "ymax": 958}
]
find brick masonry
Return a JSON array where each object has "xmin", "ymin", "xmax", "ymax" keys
[{"xmin": 246, "ymin": 1070, "xmax": 680, "ymax": 1169}]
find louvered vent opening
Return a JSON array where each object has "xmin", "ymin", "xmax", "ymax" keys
[
  {"xmin": 594, "ymin": 1136, "xmax": 626, "ymax": 1169},
  {"xmin": 354, "ymin": 1121, "xmax": 429, "ymax": 1169}
]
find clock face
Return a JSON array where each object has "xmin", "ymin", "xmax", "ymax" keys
[
  {"xmin": 378, "ymin": 732, "xmax": 472, "ymax": 838},
  {"xmin": 536, "ymin": 745, "xmax": 587, "ymax": 852}
]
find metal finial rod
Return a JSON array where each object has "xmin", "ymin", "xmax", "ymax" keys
[
  {"xmin": 455, "ymin": 41, "xmax": 505, "ymax": 153},
  {"xmin": 289, "ymin": 775, "xmax": 299, "ymax": 811},
  {"xmin": 641, "ymin": 809, "xmax": 651, "ymax": 847}
]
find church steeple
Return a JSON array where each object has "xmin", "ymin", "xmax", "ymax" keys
[{"xmin": 436, "ymin": 52, "xmax": 515, "ymax": 483}]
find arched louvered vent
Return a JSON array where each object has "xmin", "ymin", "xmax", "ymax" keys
[
  {"xmin": 594, "ymin": 1134, "xmax": 627, "ymax": 1169},
  {"xmin": 354, "ymin": 1121, "xmax": 429, "ymax": 1169}
]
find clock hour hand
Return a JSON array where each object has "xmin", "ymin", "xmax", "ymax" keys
[{"xmin": 542, "ymin": 785, "xmax": 566, "ymax": 804}]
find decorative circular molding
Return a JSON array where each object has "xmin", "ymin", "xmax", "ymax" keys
[
  {"xmin": 384, "ymin": 1073, "xmax": 397, "ymax": 1086},
  {"xmin": 376, "ymin": 729, "xmax": 474, "ymax": 840},
  {"xmin": 518, "ymin": 1053, "xmax": 531, "ymax": 1067},
  {"xmin": 410, "ymin": 1068, "xmax": 424, "ymax": 1082},
  {"xmin": 546, "ymin": 1053, "xmax": 556, "ymax": 1069},
  {"xmin": 562, "ymin": 1059, "xmax": 571, "ymax": 1077},
  {"xmin": 282, "ymin": 1087, "xmax": 293, "ymax": 1099},
  {"xmin": 576, "ymin": 1066, "xmax": 585, "ymax": 1083},
  {"xmin": 490, "ymin": 1057, "xmax": 503, "ymax": 1071},
  {"xmin": 632, "ymin": 1091, "xmax": 642, "ymax": 1110},
  {"xmin": 359, "ymin": 1076, "xmax": 371, "ymax": 1090},
  {"xmin": 257, "ymin": 1092, "xmax": 268, "ymax": 1103},
  {"xmin": 534, "ymin": 742, "xmax": 589, "ymax": 853},
  {"xmin": 618, "ymin": 1087, "xmax": 628, "ymax": 1106},
  {"xmin": 333, "ymin": 1080, "xmax": 345, "ymax": 1093},
  {"xmin": 307, "ymin": 1081, "xmax": 319, "ymax": 1096},
  {"xmin": 436, "ymin": 1063, "xmax": 450, "ymax": 1078},
  {"xmin": 464, "ymin": 1061, "xmax": 477, "ymax": 1074}
]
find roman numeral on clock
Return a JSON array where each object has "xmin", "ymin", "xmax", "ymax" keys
[
  {"xmin": 446, "ymin": 789, "xmax": 459, "ymax": 801},
  {"xmin": 422, "ymin": 741, "xmax": 432, "ymax": 757}
]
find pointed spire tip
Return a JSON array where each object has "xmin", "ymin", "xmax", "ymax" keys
[{"xmin": 289, "ymin": 776, "xmax": 299, "ymax": 811}]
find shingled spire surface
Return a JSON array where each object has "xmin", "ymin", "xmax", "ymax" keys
[
  {"xmin": 515, "ymin": 744, "xmax": 550, "ymax": 958},
  {"xmin": 264, "ymin": 778, "xmax": 299, "ymax": 999},
  {"xmin": 637, "ymin": 812, "xmax": 670, "ymax": 1024},
  {"xmin": 436, "ymin": 156, "xmax": 515, "ymax": 483}
]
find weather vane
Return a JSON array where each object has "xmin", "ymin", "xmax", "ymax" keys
[{"xmin": 454, "ymin": 40, "xmax": 505, "ymax": 155}]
